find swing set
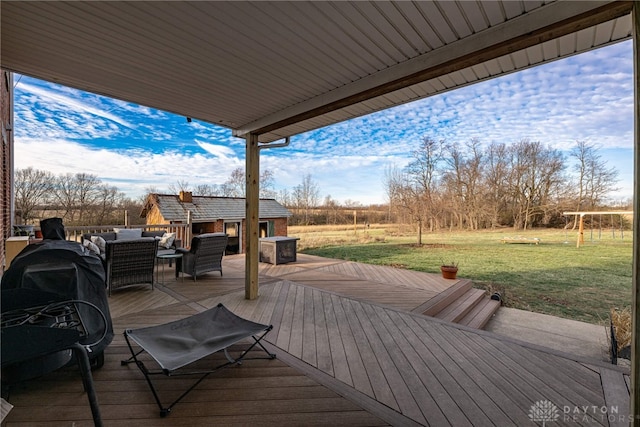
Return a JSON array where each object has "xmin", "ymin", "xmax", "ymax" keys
[{"xmin": 563, "ymin": 210, "xmax": 633, "ymax": 248}]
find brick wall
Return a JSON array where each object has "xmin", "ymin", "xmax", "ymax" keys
[
  {"xmin": 1, "ymin": 70, "xmax": 13, "ymax": 273},
  {"xmin": 272, "ymin": 218, "xmax": 288, "ymax": 236}
]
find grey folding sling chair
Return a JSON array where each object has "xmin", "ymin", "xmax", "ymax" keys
[{"xmin": 121, "ymin": 303, "xmax": 276, "ymax": 417}]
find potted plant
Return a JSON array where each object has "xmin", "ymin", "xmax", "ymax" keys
[
  {"xmin": 610, "ymin": 307, "xmax": 631, "ymax": 364},
  {"xmin": 440, "ymin": 261, "xmax": 458, "ymax": 279}
]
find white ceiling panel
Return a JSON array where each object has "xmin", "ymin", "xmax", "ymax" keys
[
  {"xmin": 484, "ymin": 59, "xmax": 504, "ymax": 76},
  {"xmin": 483, "ymin": 1, "xmax": 506, "ymax": 27},
  {"xmin": 460, "ymin": 68, "xmax": 481, "ymax": 85},
  {"xmin": 460, "ymin": 1, "xmax": 489, "ymax": 33},
  {"xmin": 502, "ymin": 1, "xmax": 525, "ymax": 20},
  {"xmin": 526, "ymin": 44, "xmax": 546, "ymax": 65},
  {"xmin": 437, "ymin": 1, "xmax": 474, "ymax": 39},
  {"xmin": 449, "ymin": 70, "xmax": 469, "ymax": 86},
  {"xmin": 612, "ymin": 14, "xmax": 633, "ymax": 40},
  {"xmin": 594, "ymin": 19, "xmax": 617, "ymax": 46},
  {"xmin": 542, "ymin": 39, "xmax": 559, "ymax": 61},
  {"xmin": 413, "ymin": 1, "xmax": 459, "ymax": 44},
  {"xmin": 1, "ymin": 1, "xmax": 632, "ymax": 143},
  {"xmin": 558, "ymin": 33, "xmax": 577, "ymax": 56},
  {"xmin": 497, "ymin": 55, "xmax": 516, "ymax": 73},
  {"xmin": 511, "ymin": 50, "xmax": 531, "ymax": 69},
  {"xmin": 394, "ymin": 1, "xmax": 444, "ymax": 50},
  {"xmin": 409, "ymin": 82, "xmax": 434, "ymax": 98}
]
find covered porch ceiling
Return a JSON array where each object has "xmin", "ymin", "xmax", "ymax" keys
[{"xmin": 1, "ymin": 1, "xmax": 633, "ymax": 143}]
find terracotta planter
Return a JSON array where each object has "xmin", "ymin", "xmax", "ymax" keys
[{"xmin": 440, "ymin": 265, "xmax": 458, "ymax": 279}]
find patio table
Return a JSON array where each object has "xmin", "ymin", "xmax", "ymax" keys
[{"xmin": 156, "ymin": 252, "xmax": 183, "ymax": 285}]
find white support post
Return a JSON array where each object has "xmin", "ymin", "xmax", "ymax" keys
[
  {"xmin": 631, "ymin": 2, "xmax": 639, "ymax": 423},
  {"xmin": 245, "ymin": 133, "xmax": 260, "ymax": 300},
  {"xmin": 187, "ymin": 210, "xmax": 192, "ymax": 248}
]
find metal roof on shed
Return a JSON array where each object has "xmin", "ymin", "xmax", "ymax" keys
[{"xmin": 147, "ymin": 194, "xmax": 291, "ymax": 222}]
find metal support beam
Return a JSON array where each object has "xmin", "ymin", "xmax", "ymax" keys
[
  {"xmin": 632, "ymin": 1, "xmax": 640, "ymax": 423},
  {"xmin": 245, "ymin": 133, "xmax": 260, "ymax": 300}
]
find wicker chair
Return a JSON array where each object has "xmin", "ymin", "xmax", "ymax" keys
[
  {"xmin": 104, "ymin": 238, "xmax": 158, "ymax": 295},
  {"xmin": 176, "ymin": 233, "xmax": 228, "ymax": 281}
]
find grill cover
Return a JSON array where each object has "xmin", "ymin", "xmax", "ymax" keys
[{"xmin": 1, "ymin": 240, "xmax": 113, "ymax": 380}]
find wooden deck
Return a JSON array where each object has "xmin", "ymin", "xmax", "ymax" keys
[{"xmin": 2, "ymin": 254, "xmax": 631, "ymax": 426}]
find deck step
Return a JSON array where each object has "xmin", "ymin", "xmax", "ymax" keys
[
  {"xmin": 415, "ymin": 277, "xmax": 502, "ymax": 330},
  {"xmin": 458, "ymin": 296, "xmax": 501, "ymax": 329},
  {"xmin": 414, "ymin": 279, "xmax": 473, "ymax": 317},
  {"xmin": 435, "ymin": 288, "xmax": 486, "ymax": 323}
]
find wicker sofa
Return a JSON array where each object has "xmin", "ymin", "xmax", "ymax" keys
[{"xmin": 82, "ymin": 230, "xmax": 176, "ymax": 295}]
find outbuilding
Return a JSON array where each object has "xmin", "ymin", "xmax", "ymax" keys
[{"xmin": 141, "ymin": 191, "xmax": 291, "ymax": 254}]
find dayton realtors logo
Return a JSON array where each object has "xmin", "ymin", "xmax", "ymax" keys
[
  {"xmin": 529, "ymin": 400, "xmax": 560, "ymax": 426},
  {"xmin": 529, "ymin": 400, "xmax": 629, "ymax": 424}
]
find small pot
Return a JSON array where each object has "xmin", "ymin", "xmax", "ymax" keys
[{"xmin": 440, "ymin": 265, "xmax": 458, "ymax": 279}]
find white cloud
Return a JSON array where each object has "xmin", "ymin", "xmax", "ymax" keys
[
  {"xmin": 196, "ymin": 140, "xmax": 242, "ymax": 164},
  {"xmin": 14, "ymin": 137, "xmax": 244, "ymax": 198},
  {"xmin": 17, "ymin": 83, "xmax": 136, "ymax": 129},
  {"xmin": 12, "ymin": 40, "xmax": 634, "ymax": 205}
]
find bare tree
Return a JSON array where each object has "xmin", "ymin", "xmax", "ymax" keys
[
  {"xmin": 222, "ymin": 167, "xmax": 276, "ymax": 198},
  {"xmin": 93, "ymin": 185, "xmax": 124, "ymax": 224},
  {"xmin": 277, "ymin": 188, "xmax": 292, "ymax": 207},
  {"xmin": 483, "ymin": 143, "xmax": 510, "ymax": 228},
  {"xmin": 507, "ymin": 140, "xmax": 565, "ymax": 229},
  {"xmin": 292, "ymin": 174, "xmax": 320, "ymax": 225},
  {"xmin": 260, "ymin": 169, "xmax": 276, "ymax": 199},
  {"xmin": 440, "ymin": 139, "xmax": 486, "ymax": 230},
  {"xmin": 193, "ymin": 183, "xmax": 221, "ymax": 196},
  {"xmin": 322, "ymin": 195, "xmax": 341, "ymax": 224},
  {"xmin": 222, "ymin": 168, "xmax": 245, "ymax": 197},
  {"xmin": 49, "ymin": 173, "xmax": 103, "ymax": 224},
  {"xmin": 52, "ymin": 173, "xmax": 78, "ymax": 222},
  {"xmin": 168, "ymin": 180, "xmax": 191, "ymax": 194},
  {"xmin": 570, "ymin": 141, "xmax": 618, "ymax": 217},
  {"xmin": 14, "ymin": 167, "xmax": 55, "ymax": 223},
  {"xmin": 384, "ymin": 164, "xmax": 403, "ymax": 223},
  {"xmin": 403, "ymin": 137, "xmax": 445, "ymax": 242},
  {"xmin": 74, "ymin": 173, "xmax": 101, "ymax": 225}
]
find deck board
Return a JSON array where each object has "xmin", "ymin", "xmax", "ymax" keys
[
  {"xmin": 342, "ymin": 298, "xmax": 398, "ymax": 410},
  {"xmin": 600, "ymin": 368, "xmax": 631, "ymax": 427},
  {"xmin": 2, "ymin": 254, "xmax": 629, "ymax": 427},
  {"xmin": 425, "ymin": 323, "xmax": 528, "ymax": 426},
  {"xmin": 474, "ymin": 334, "xmax": 607, "ymax": 425},
  {"xmin": 331, "ymin": 293, "xmax": 369, "ymax": 392}
]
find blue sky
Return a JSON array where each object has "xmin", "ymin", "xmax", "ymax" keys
[{"xmin": 13, "ymin": 40, "xmax": 634, "ymax": 205}]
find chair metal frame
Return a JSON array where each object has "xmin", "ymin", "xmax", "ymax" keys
[
  {"xmin": 1, "ymin": 293, "xmax": 108, "ymax": 427},
  {"xmin": 121, "ymin": 303, "xmax": 276, "ymax": 417}
]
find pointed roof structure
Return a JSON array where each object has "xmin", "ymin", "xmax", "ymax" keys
[{"xmin": 142, "ymin": 193, "xmax": 291, "ymax": 222}]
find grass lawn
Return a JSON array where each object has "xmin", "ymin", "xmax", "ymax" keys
[{"xmin": 291, "ymin": 224, "xmax": 633, "ymax": 325}]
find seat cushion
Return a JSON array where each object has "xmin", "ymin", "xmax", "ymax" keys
[
  {"xmin": 156, "ymin": 248, "xmax": 176, "ymax": 257},
  {"xmin": 158, "ymin": 233, "xmax": 176, "ymax": 249},
  {"xmin": 83, "ymin": 239, "xmax": 101, "ymax": 256},
  {"xmin": 114, "ymin": 228, "xmax": 143, "ymax": 240}
]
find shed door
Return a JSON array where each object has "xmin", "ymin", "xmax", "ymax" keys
[
  {"xmin": 258, "ymin": 221, "xmax": 275, "ymax": 238},
  {"xmin": 224, "ymin": 222, "xmax": 241, "ymax": 254}
]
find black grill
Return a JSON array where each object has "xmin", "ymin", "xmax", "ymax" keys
[{"xmin": 1, "ymin": 240, "xmax": 113, "ymax": 384}]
